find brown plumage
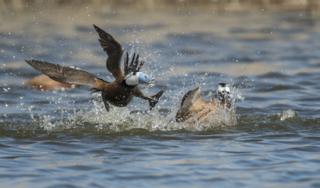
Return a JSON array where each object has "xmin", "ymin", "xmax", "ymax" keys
[
  {"xmin": 176, "ymin": 85, "xmax": 231, "ymax": 123},
  {"xmin": 25, "ymin": 74, "xmax": 75, "ymax": 91},
  {"xmin": 25, "ymin": 24, "xmax": 164, "ymax": 111}
]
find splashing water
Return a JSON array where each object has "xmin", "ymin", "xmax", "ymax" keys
[
  {"xmin": 26, "ymin": 84, "xmax": 242, "ymax": 134},
  {"xmin": 12, "ymin": 82, "xmax": 243, "ymax": 135}
]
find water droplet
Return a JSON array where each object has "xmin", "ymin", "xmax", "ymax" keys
[
  {"xmin": 3, "ymin": 87, "xmax": 10, "ymax": 92},
  {"xmin": 279, "ymin": 109, "xmax": 296, "ymax": 121}
]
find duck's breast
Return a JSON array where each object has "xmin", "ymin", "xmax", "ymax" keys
[{"xmin": 102, "ymin": 83, "xmax": 134, "ymax": 106}]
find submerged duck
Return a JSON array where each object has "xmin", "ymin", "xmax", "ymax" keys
[
  {"xmin": 176, "ymin": 83, "xmax": 233, "ymax": 123},
  {"xmin": 25, "ymin": 24, "xmax": 164, "ymax": 111},
  {"xmin": 25, "ymin": 74, "xmax": 75, "ymax": 91}
]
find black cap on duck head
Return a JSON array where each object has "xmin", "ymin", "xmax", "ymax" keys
[{"xmin": 217, "ymin": 83, "xmax": 231, "ymax": 101}]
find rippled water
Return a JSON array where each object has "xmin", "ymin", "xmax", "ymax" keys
[{"xmin": 0, "ymin": 7, "xmax": 320, "ymax": 188}]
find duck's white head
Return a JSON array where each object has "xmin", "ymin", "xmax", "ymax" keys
[
  {"xmin": 217, "ymin": 83, "xmax": 231, "ymax": 101},
  {"xmin": 125, "ymin": 72, "xmax": 153, "ymax": 86}
]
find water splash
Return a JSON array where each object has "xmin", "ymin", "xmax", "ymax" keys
[
  {"xmin": 279, "ymin": 109, "xmax": 297, "ymax": 121},
  {"xmin": 22, "ymin": 85, "xmax": 240, "ymax": 134}
]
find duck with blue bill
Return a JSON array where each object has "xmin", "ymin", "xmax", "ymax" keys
[{"xmin": 25, "ymin": 24, "xmax": 164, "ymax": 111}]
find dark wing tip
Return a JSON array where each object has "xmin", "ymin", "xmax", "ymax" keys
[
  {"xmin": 93, "ymin": 24, "xmax": 101, "ymax": 33},
  {"xmin": 25, "ymin": 59, "xmax": 32, "ymax": 64},
  {"xmin": 25, "ymin": 59, "xmax": 39, "ymax": 67},
  {"xmin": 25, "ymin": 58, "xmax": 46, "ymax": 65},
  {"xmin": 92, "ymin": 24, "xmax": 122, "ymax": 53},
  {"xmin": 92, "ymin": 24, "xmax": 111, "ymax": 39}
]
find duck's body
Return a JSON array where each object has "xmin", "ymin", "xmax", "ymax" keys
[
  {"xmin": 176, "ymin": 83, "xmax": 232, "ymax": 123},
  {"xmin": 26, "ymin": 25, "xmax": 164, "ymax": 111},
  {"xmin": 101, "ymin": 83, "xmax": 133, "ymax": 106}
]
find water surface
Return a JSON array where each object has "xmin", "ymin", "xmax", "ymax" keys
[{"xmin": 0, "ymin": 7, "xmax": 320, "ymax": 188}]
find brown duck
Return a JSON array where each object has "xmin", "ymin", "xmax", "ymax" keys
[
  {"xmin": 25, "ymin": 24, "xmax": 164, "ymax": 111},
  {"xmin": 176, "ymin": 83, "xmax": 232, "ymax": 123},
  {"xmin": 25, "ymin": 74, "xmax": 75, "ymax": 90}
]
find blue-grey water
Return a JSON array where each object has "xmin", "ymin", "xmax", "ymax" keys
[{"xmin": 0, "ymin": 7, "xmax": 320, "ymax": 188}]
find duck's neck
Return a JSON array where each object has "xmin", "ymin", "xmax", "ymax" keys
[{"xmin": 121, "ymin": 79, "xmax": 137, "ymax": 88}]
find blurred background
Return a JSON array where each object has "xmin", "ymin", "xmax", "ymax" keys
[{"xmin": 0, "ymin": 0, "xmax": 320, "ymax": 12}]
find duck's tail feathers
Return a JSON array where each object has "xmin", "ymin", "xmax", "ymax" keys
[
  {"xmin": 25, "ymin": 59, "xmax": 108, "ymax": 91},
  {"xmin": 148, "ymin": 90, "xmax": 164, "ymax": 110}
]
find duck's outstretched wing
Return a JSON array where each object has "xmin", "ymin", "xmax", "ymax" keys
[
  {"xmin": 93, "ymin": 24, "xmax": 124, "ymax": 81},
  {"xmin": 179, "ymin": 87, "xmax": 201, "ymax": 109},
  {"xmin": 25, "ymin": 60, "xmax": 108, "ymax": 91},
  {"xmin": 176, "ymin": 87, "xmax": 201, "ymax": 122}
]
